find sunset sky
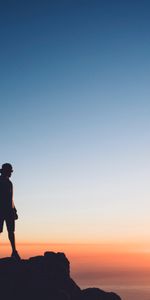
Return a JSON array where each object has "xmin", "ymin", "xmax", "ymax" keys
[
  {"xmin": 1, "ymin": 0, "xmax": 150, "ymax": 245},
  {"xmin": 0, "ymin": 2, "xmax": 150, "ymax": 298}
]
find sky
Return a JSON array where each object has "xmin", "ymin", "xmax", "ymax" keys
[
  {"xmin": 1, "ymin": 1, "xmax": 150, "ymax": 299},
  {"xmin": 0, "ymin": 0, "xmax": 150, "ymax": 248}
]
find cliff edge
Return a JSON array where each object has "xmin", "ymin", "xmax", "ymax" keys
[{"xmin": 0, "ymin": 251, "xmax": 121, "ymax": 300}]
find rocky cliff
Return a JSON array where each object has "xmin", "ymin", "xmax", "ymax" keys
[{"xmin": 0, "ymin": 251, "xmax": 121, "ymax": 300}]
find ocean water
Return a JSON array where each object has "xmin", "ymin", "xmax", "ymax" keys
[
  {"xmin": 1, "ymin": 243, "xmax": 150, "ymax": 300},
  {"xmin": 77, "ymin": 281, "xmax": 150, "ymax": 300}
]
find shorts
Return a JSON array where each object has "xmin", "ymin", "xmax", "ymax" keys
[{"xmin": 0, "ymin": 215, "xmax": 15, "ymax": 233}]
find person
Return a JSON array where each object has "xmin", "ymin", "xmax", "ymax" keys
[{"xmin": 0, "ymin": 163, "xmax": 20, "ymax": 260}]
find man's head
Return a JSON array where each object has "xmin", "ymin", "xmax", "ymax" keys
[{"xmin": 0, "ymin": 163, "xmax": 13, "ymax": 178}]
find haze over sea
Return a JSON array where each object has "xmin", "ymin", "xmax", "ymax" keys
[{"xmin": 0, "ymin": 1, "xmax": 150, "ymax": 300}]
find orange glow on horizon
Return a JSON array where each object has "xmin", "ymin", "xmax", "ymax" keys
[{"xmin": 1, "ymin": 242, "xmax": 150, "ymax": 270}]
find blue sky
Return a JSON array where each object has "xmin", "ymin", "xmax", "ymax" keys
[{"xmin": 0, "ymin": 0, "xmax": 150, "ymax": 243}]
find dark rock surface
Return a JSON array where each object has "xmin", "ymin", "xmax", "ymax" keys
[
  {"xmin": 0, "ymin": 251, "xmax": 121, "ymax": 300},
  {"xmin": 82, "ymin": 288, "xmax": 121, "ymax": 300}
]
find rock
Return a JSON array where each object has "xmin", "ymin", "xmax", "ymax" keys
[
  {"xmin": 0, "ymin": 252, "xmax": 121, "ymax": 300},
  {"xmin": 82, "ymin": 288, "xmax": 121, "ymax": 300}
]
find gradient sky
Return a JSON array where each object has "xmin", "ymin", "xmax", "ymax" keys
[{"xmin": 0, "ymin": 0, "xmax": 150, "ymax": 245}]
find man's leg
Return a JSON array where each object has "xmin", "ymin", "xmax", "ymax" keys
[
  {"xmin": 8, "ymin": 230, "xmax": 16, "ymax": 252},
  {"xmin": 6, "ymin": 217, "xmax": 21, "ymax": 260}
]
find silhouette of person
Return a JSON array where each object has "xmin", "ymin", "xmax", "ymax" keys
[{"xmin": 0, "ymin": 163, "xmax": 20, "ymax": 260}]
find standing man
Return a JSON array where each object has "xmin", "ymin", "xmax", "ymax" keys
[{"xmin": 0, "ymin": 163, "xmax": 20, "ymax": 260}]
